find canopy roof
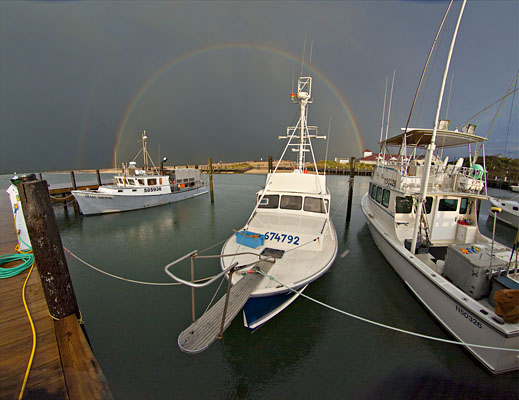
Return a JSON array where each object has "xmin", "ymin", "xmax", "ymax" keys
[{"xmin": 383, "ymin": 129, "xmax": 487, "ymax": 148}]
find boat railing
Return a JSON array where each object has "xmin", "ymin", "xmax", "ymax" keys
[
  {"xmin": 164, "ymin": 249, "xmax": 275, "ymax": 323},
  {"xmin": 377, "ymin": 161, "xmax": 486, "ymax": 195}
]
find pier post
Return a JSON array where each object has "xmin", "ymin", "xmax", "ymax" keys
[
  {"xmin": 346, "ymin": 157, "xmax": 356, "ymax": 224},
  {"xmin": 268, "ymin": 155, "xmax": 273, "ymax": 173},
  {"xmin": 96, "ymin": 169, "xmax": 102, "ymax": 186},
  {"xmin": 17, "ymin": 178, "xmax": 80, "ymax": 319},
  {"xmin": 208, "ymin": 157, "xmax": 214, "ymax": 203},
  {"xmin": 70, "ymin": 170, "xmax": 79, "ymax": 213}
]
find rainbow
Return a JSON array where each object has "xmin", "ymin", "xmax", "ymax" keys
[{"xmin": 113, "ymin": 43, "xmax": 363, "ymax": 166}]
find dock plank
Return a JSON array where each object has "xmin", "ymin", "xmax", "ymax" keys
[
  {"xmin": 0, "ymin": 190, "xmax": 112, "ymax": 399},
  {"xmin": 178, "ymin": 267, "xmax": 267, "ymax": 354},
  {"xmin": 55, "ymin": 314, "xmax": 114, "ymax": 400}
]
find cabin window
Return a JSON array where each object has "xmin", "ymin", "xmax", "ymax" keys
[
  {"xmin": 117, "ymin": 178, "xmax": 124, "ymax": 184},
  {"xmin": 396, "ymin": 196, "xmax": 413, "ymax": 213},
  {"xmin": 159, "ymin": 178, "xmax": 163, "ymax": 185},
  {"xmin": 370, "ymin": 184, "xmax": 377, "ymax": 199},
  {"xmin": 425, "ymin": 197, "xmax": 433, "ymax": 214},
  {"xmin": 127, "ymin": 179, "xmax": 135, "ymax": 185},
  {"xmin": 138, "ymin": 179, "xmax": 145, "ymax": 185},
  {"xmin": 513, "ymin": 206, "xmax": 518, "ymax": 211},
  {"xmin": 382, "ymin": 189, "xmax": 390, "ymax": 208},
  {"xmin": 460, "ymin": 198, "xmax": 469, "ymax": 214},
  {"xmin": 280, "ymin": 195, "xmax": 302, "ymax": 210},
  {"xmin": 303, "ymin": 197, "xmax": 329, "ymax": 213},
  {"xmin": 439, "ymin": 198, "xmax": 458, "ymax": 212},
  {"xmin": 258, "ymin": 195, "xmax": 279, "ymax": 209},
  {"xmin": 148, "ymin": 179, "xmax": 157, "ymax": 186},
  {"xmin": 376, "ymin": 187, "xmax": 383, "ymax": 203}
]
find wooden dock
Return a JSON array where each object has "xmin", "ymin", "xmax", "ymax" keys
[{"xmin": 0, "ymin": 191, "xmax": 113, "ymax": 399}]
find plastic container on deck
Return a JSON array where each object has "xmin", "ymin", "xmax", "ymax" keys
[{"xmin": 234, "ymin": 230, "xmax": 265, "ymax": 249}]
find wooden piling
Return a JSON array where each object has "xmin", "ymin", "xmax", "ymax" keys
[
  {"xmin": 208, "ymin": 157, "xmax": 214, "ymax": 203},
  {"xmin": 96, "ymin": 169, "xmax": 102, "ymax": 186},
  {"xmin": 268, "ymin": 155, "xmax": 273, "ymax": 173},
  {"xmin": 346, "ymin": 157, "xmax": 356, "ymax": 224},
  {"xmin": 70, "ymin": 170, "xmax": 79, "ymax": 213},
  {"xmin": 17, "ymin": 178, "xmax": 80, "ymax": 319}
]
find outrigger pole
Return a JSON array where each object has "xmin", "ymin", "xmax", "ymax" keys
[{"xmin": 410, "ymin": 0, "xmax": 467, "ymax": 254}]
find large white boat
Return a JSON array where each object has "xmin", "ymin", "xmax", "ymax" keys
[
  {"xmin": 219, "ymin": 75, "xmax": 338, "ymax": 330},
  {"xmin": 361, "ymin": 1, "xmax": 518, "ymax": 374},
  {"xmin": 72, "ymin": 131, "xmax": 208, "ymax": 215},
  {"xmin": 488, "ymin": 196, "xmax": 519, "ymax": 230}
]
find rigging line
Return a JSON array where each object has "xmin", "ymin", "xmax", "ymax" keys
[
  {"xmin": 324, "ymin": 116, "xmax": 331, "ymax": 175},
  {"xmin": 504, "ymin": 71, "xmax": 519, "ymax": 156},
  {"xmin": 483, "ymin": 72, "xmax": 519, "ymax": 139},
  {"xmin": 63, "ymin": 246, "xmax": 218, "ymax": 286},
  {"xmin": 445, "ymin": 72, "xmax": 454, "ymax": 120},
  {"xmin": 473, "ymin": 71, "xmax": 519, "ymax": 164},
  {"xmin": 256, "ymin": 270, "xmax": 519, "ymax": 353},
  {"xmin": 404, "ymin": 0, "xmax": 453, "ymax": 134},
  {"xmin": 455, "ymin": 87, "xmax": 519, "ymax": 129}
]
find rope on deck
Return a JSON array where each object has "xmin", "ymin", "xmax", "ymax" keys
[{"xmin": 256, "ymin": 269, "xmax": 519, "ymax": 353}]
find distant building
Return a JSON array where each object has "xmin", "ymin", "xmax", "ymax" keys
[{"xmin": 335, "ymin": 149, "xmax": 400, "ymax": 165}]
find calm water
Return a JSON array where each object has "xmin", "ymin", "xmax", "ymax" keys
[{"xmin": 2, "ymin": 173, "xmax": 518, "ymax": 399}]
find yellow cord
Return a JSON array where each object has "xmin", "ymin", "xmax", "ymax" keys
[
  {"xmin": 13, "ymin": 198, "xmax": 37, "ymax": 400},
  {"xmin": 18, "ymin": 262, "xmax": 36, "ymax": 400}
]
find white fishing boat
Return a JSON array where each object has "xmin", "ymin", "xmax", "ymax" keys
[
  {"xmin": 72, "ymin": 131, "xmax": 208, "ymax": 215},
  {"xmin": 488, "ymin": 196, "xmax": 519, "ymax": 230},
  {"xmin": 219, "ymin": 75, "xmax": 338, "ymax": 331},
  {"xmin": 361, "ymin": 1, "xmax": 518, "ymax": 374}
]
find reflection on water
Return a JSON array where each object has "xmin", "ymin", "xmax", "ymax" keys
[{"xmin": 7, "ymin": 173, "xmax": 516, "ymax": 399}]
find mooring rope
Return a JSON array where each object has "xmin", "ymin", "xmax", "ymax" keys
[
  {"xmin": 255, "ymin": 269, "xmax": 519, "ymax": 353},
  {"xmin": 63, "ymin": 246, "xmax": 218, "ymax": 286}
]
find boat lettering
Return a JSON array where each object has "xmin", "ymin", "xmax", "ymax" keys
[
  {"xmin": 455, "ymin": 305, "xmax": 482, "ymax": 329},
  {"xmin": 264, "ymin": 232, "xmax": 299, "ymax": 245},
  {"xmin": 85, "ymin": 194, "xmax": 112, "ymax": 200},
  {"xmin": 383, "ymin": 178, "xmax": 396, "ymax": 187},
  {"xmin": 144, "ymin": 187, "xmax": 162, "ymax": 193}
]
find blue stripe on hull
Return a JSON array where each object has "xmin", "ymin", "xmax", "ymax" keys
[{"xmin": 243, "ymin": 292, "xmax": 297, "ymax": 330}]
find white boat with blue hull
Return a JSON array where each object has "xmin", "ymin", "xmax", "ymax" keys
[
  {"xmin": 72, "ymin": 131, "xmax": 208, "ymax": 215},
  {"xmin": 165, "ymin": 70, "xmax": 337, "ymax": 352},
  {"xmin": 361, "ymin": 1, "xmax": 518, "ymax": 374},
  {"xmin": 220, "ymin": 75, "xmax": 338, "ymax": 330}
]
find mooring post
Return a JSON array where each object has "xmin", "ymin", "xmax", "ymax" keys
[
  {"xmin": 96, "ymin": 169, "xmax": 102, "ymax": 187},
  {"xmin": 346, "ymin": 157, "xmax": 356, "ymax": 224},
  {"xmin": 268, "ymin": 155, "xmax": 273, "ymax": 173},
  {"xmin": 17, "ymin": 178, "xmax": 80, "ymax": 319},
  {"xmin": 208, "ymin": 157, "xmax": 214, "ymax": 203},
  {"xmin": 70, "ymin": 170, "xmax": 79, "ymax": 213}
]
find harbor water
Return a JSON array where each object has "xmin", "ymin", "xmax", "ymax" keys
[{"xmin": 2, "ymin": 173, "xmax": 517, "ymax": 399}]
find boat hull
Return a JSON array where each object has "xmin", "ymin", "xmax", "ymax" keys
[
  {"xmin": 488, "ymin": 197, "xmax": 519, "ymax": 229},
  {"xmin": 243, "ymin": 285, "xmax": 307, "ymax": 331},
  {"xmin": 72, "ymin": 185, "xmax": 209, "ymax": 215},
  {"xmin": 362, "ymin": 194, "xmax": 519, "ymax": 374}
]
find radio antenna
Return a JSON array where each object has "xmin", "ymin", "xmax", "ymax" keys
[{"xmin": 300, "ymin": 36, "xmax": 307, "ymax": 77}]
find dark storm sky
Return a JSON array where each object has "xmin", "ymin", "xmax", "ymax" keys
[{"xmin": 0, "ymin": 0, "xmax": 517, "ymax": 173}]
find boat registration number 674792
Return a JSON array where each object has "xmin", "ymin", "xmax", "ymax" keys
[{"xmin": 264, "ymin": 232, "xmax": 300, "ymax": 245}]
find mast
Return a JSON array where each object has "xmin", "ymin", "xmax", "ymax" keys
[
  {"xmin": 410, "ymin": 0, "xmax": 467, "ymax": 254},
  {"xmin": 142, "ymin": 130, "xmax": 149, "ymax": 171}
]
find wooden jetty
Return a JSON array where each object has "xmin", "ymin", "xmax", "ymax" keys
[{"xmin": 0, "ymin": 183, "xmax": 113, "ymax": 399}]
